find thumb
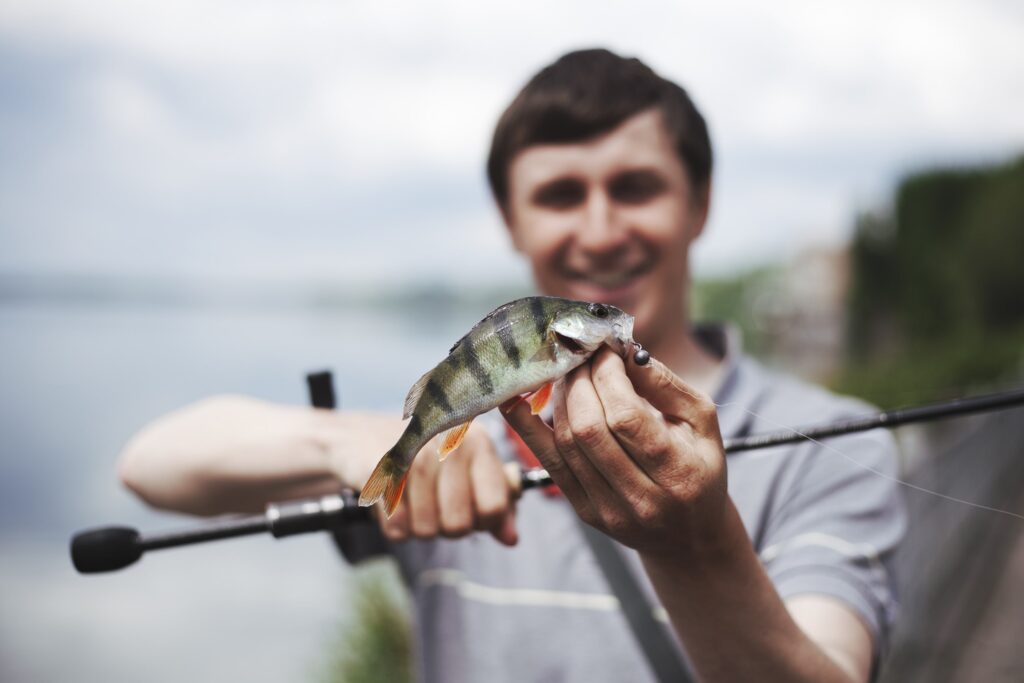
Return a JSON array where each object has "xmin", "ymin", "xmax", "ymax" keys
[
  {"xmin": 625, "ymin": 356, "xmax": 720, "ymax": 434},
  {"xmin": 491, "ymin": 506, "xmax": 518, "ymax": 546}
]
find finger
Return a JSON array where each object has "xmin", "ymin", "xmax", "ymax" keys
[
  {"xmin": 437, "ymin": 444, "xmax": 474, "ymax": 538},
  {"xmin": 380, "ymin": 496, "xmax": 409, "ymax": 542},
  {"xmin": 546, "ymin": 375, "xmax": 606, "ymax": 523},
  {"xmin": 406, "ymin": 445, "xmax": 440, "ymax": 538},
  {"xmin": 493, "ymin": 507, "xmax": 518, "ymax": 546},
  {"xmin": 625, "ymin": 356, "xmax": 721, "ymax": 437},
  {"xmin": 502, "ymin": 390, "xmax": 588, "ymax": 509},
  {"xmin": 591, "ymin": 349, "xmax": 677, "ymax": 482},
  {"xmin": 562, "ymin": 360, "xmax": 646, "ymax": 497},
  {"xmin": 468, "ymin": 440, "xmax": 513, "ymax": 537}
]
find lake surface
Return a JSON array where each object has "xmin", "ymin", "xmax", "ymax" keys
[
  {"xmin": 4, "ymin": 296, "xmax": 1022, "ymax": 681},
  {"xmin": 0, "ymin": 298, "xmax": 488, "ymax": 682}
]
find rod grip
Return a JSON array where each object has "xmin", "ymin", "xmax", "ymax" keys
[{"xmin": 71, "ymin": 526, "xmax": 143, "ymax": 573}]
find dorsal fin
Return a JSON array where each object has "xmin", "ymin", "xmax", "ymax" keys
[
  {"xmin": 403, "ymin": 370, "xmax": 432, "ymax": 419},
  {"xmin": 448, "ymin": 298, "xmax": 537, "ymax": 354}
]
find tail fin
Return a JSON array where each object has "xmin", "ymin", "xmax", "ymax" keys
[{"xmin": 358, "ymin": 449, "xmax": 410, "ymax": 518}]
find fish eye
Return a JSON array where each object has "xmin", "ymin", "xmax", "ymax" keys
[{"xmin": 588, "ymin": 303, "xmax": 609, "ymax": 319}]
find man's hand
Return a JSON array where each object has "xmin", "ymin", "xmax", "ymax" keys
[
  {"xmin": 502, "ymin": 347, "xmax": 730, "ymax": 561},
  {"xmin": 378, "ymin": 423, "xmax": 520, "ymax": 547},
  {"xmin": 506, "ymin": 348, "xmax": 873, "ymax": 682}
]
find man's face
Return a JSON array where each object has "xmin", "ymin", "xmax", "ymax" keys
[{"xmin": 504, "ymin": 109, "xmax": 709, "ymax": 346}]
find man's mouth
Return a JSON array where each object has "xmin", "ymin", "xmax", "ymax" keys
[{"xmin": 565, "ymin": 260, "xmax": 654, "ymax": 296}]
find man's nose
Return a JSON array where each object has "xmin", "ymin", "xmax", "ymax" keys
[{"xmin": 578, "ymin": 190, "xmax": 627, "ymax": 253}]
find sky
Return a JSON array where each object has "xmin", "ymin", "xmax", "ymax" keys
[{"xmin": 1, "ymin": 0, "xmax": 1022, "ymax": 290}]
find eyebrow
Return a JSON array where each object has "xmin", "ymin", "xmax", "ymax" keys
[{"xmin": 530, "ymin": 176, "xmax": 586, "ymax": 204}]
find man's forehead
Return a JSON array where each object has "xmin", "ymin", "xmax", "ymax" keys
[{"xmin": 508, "ymin": 109, "xmax": 679, "ymax": 186}]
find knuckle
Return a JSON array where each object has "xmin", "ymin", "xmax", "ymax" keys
[
  {"xmin": 476, "ymin": 496, "xmax": 507, "ymax": 524},
  {"xmin": 645, "ymin": 437, "xmax": 674, "ymax": 462},
  {"xmin": 632, "ymin": 497, "xmax": 661, "ymax": 526},
  {"xmin": 573, "ymin": 420, "xmax": 605, "ymax": 449},
  {"xmin": 441, "ymin": 513, "xmax": 473, "ymax": 538},
  {"xmin": 655, "ymin": 368, "xmax": 675, "ymax": 393},
  {"xmin": 380, "ymin": 515, "xmax": 407, "ymax": 542},
  {"xmin": 554, "ymin": 425, "xmax": 576, "ymax": 453},
  {"xmin": 409, "ymin": 514, "xmax": 438, "ymax": 539},
  {"xmin": 600, "ymin": 511, "xmax": 630, "ymax": 538},
  {"xmin": 608, "ymin": 407, "xmax": 646, "ymax": 438}
]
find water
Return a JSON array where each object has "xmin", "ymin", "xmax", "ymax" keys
[
  {"xmin": 0, "ymin": 298, "xmax": 486, "ymax": 682},
  {"xmin": 7, "ymin": 297, "xmax": 1022, "ymax": 680}
]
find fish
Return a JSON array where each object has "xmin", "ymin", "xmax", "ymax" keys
[{"xmin": 358, "ymin": 296, "xmax": 636, "ymax": 516}]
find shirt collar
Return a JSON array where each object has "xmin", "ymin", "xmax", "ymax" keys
[{"xmin": 692, "ymin": 323, "xmax": 767, "ymax": 442}]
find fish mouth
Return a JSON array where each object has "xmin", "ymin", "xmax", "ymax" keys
[
  {"xmin": 555, "ymin": 332, "xmax": 588, "ymax": 355},
  {"xmin": 611, "ymin": 315, "xmax": 636, "ymax": 353}
]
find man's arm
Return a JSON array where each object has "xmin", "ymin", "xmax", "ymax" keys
[
  {"xmin": 639, "ymin": 512, "xmax": 872, "ymax": 683},
  {"xmin": 504, "ymin": 350, "xmax": 872, "ymax": 683},
  {"xmin": 117, "ymin": 395, "xmax": 401, "ymax": 515},
  {"xmin": 117, "ymin": 395, "xmax": 519, "ymax": 545},
  {"xmin": 787, "ymin": 595, "xmax": 874, "ymax": 682}
]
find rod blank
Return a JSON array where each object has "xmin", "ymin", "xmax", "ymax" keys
[{"xmin": 71, "ymin": 384, "xmax": 1024, "ymax": 573}]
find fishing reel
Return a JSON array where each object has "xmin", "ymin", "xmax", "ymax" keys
[{"xmin": 70, "ymin": 370, "xmax": 1024, "ymax": 574}]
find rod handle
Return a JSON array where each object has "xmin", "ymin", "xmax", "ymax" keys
[{"xmin": 71, "ymin": 526, "xmax": 143, "ymax": 573}]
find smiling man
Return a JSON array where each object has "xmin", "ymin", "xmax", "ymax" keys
[{"xmin": 119, "ymin": 49, "xmax": 904, "ymax": 683}]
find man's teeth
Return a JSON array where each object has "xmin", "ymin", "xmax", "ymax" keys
[{"xmin": 589, "ymin": 273, "xmax": 634, "ymax": 288}]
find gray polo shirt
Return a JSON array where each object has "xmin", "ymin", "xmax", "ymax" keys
[{"xmin": 339, "ymin": 327, "xmax": 906, "ymax": 682}]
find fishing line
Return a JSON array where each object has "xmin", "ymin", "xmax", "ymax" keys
[
  {"xmin": 712, "ymin": 398, "xmax": 1024, "ymax": 522},
  {"xmin": 70, "ymin": 364, "xmax": 1024, "ymax": 574},
  {"xmin": 634, "ymin": 356, "xmax": 1024, "ymax": 520}
]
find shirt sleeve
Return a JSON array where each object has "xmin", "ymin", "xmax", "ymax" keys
[{"xmin": 758, "ymin": 428, "xmax": 907, "ymax": 658}]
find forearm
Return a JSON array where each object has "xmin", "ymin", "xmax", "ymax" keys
[
  {"xmin": 640, "ymin": 500, "xmax": 862, "ymax": 683},
  {"xmin": 118, "ymin": 395, "xmax": 401, "ymax": 515}
]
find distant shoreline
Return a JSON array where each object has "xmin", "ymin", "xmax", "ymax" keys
[{"xmin": 0, "ymin": 271, "xmax": 532, "ymax": 312}]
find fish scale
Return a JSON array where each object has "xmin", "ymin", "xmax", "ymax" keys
[{"xmin": 359, "ymin": 296, "xmax": 635, "ymax": 516}]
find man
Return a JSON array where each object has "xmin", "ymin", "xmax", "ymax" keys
[{"xmin": 119, "ymin": 49, "xmax": 903, "ymax": 682}]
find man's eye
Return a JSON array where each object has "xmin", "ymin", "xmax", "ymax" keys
[
  {"xmin": 609, "ymin": 171, "xmax": 666, "ymax": 204},
  {"xmin": 532, "ymin": 179, "xmax": 586, "ymax": 209}
]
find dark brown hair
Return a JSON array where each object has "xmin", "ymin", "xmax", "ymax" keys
[{"xmin": 486, "ymin": 48, "xmax": 713, "ymax": 212}]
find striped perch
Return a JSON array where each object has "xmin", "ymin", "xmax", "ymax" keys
[{"xmin": 359, "ymin": 296, "xmax": 636, "ymax": 516}]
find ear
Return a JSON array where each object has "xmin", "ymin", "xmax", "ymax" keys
[
  {"xmin": 502, "ymin": 205, "xmax": 525, "ymax": 253},
  {"xmin": 689, "ymin": 181, "xmax": 712, "ymax": 241}
]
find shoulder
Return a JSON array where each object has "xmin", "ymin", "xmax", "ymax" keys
[{"xmin": 738, "ymin": 355, "xmax": 878, "ymax": 426}]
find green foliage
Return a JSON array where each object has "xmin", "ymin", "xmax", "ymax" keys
[
  {"xmin": 320, "ymin": 562, "xmax": 413, "ymax": 683},
  {"xmin": 691, "ymin": 266, "xmax": 781, "ymax": 357},
  {"xmin": 839, "ymin": 155, "xmax": 1024, "ymax": 405},
  {"xmin": 835, "ymin": 325, "xmax": 1024, "ymax": 409}
]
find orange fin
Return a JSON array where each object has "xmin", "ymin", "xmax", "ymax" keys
[
  {"xmin": 526, "ymin": 382, "xmax": 553, "ymax": 415},
  {"xmin": 359, "ymin": 451, "xmax": 410, "ymax": 518},
  {"xmin": 438, "ymin": 420, "xmax": 472, "ymax": 461}
]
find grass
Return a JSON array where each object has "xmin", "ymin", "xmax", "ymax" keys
[{"xmin": 320, "ymin": 560, "xmax": 413, "ymax": 683}]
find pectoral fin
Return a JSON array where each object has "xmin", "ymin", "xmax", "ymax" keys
[
  {"xmin": 438, "ymin": 420, "xmax": 472, "ymax": 461},
  {"xmin": 526, "ymin": 382, "xmax": 553, "ymax": 415},
  {"xmin": 529, "ymin": 334, "xmax": 558, "ymax": 363}
]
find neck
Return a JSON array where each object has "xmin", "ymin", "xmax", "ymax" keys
[{"xmin": 645, "ymin": 311, "xmax": 724, "ymax": 398}]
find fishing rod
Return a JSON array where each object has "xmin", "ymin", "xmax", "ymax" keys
[{"xmin": 70, "ymin": 371, "xmax": 1024, "ymax": 574}]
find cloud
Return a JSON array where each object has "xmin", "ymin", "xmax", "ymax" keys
[{"xmin": 1, "ymin": 0, "xmax": 1022, "ymax": 284}]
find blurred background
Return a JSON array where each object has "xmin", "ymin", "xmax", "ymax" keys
[{"xmin": 1, "ymin": 1, "xmax": 1022, "ymax": 681}]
